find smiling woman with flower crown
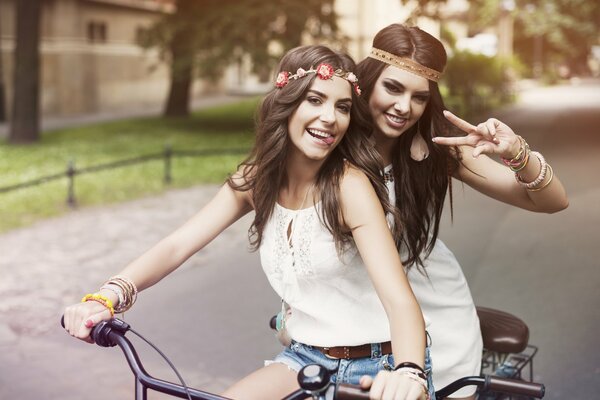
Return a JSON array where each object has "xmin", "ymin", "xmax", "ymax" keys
[{"xmin": 63, "ymin": 45, "xmax": 433, "ymax": 400}]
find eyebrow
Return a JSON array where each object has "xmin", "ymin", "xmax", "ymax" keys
[
  {"xmin": 384, "ymin": 78, "xmax": 430, "ymax": 96},
  {"xmin": 308, "ymin": 89, "xmax": 352, "ymax": 103}
]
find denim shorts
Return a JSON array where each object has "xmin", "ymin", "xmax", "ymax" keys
[{"xmin": 271, "ymin": 340, "xmax": 435, "ymax": 399}]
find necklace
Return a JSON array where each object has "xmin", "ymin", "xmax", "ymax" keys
[{"xmin": 286, "ymin": 183, "xmax": 314, "ymax": 248}]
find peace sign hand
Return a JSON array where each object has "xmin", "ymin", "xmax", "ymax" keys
[{"xmin": 432, "ymin": 110, "xmax": 521, "ymax": 159}]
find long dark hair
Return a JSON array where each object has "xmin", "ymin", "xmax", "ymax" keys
[
  {"xmin": 230, "ymin": 45, "xmax": 395, "ymax": 253},
  {"xmin": 356, "ymin": 24, "xmax": 460, "ymax": 270}
]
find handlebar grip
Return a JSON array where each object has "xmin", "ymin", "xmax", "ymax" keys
[
  {"xmin": 335, "ymin": 383, "xmax": 370, "ymax": 400},
  {"xmin": 487, "ymin": 376, "xmax": 545, "ymax": 398}
]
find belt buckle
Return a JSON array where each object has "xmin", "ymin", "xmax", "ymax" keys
[
  {"xmin": 322, "ymin": 346, "xmax": 352, "ymax": 359},
  {"xmin": 322, "ymin": 347, "xmax": 336, "ymax": 359}
]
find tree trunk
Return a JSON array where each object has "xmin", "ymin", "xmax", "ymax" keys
[
  {"xmin": 0, "ymin": 7, "xmax": 7, "ymax": 123},
  {"xmin": 163, "ymin": 0, "xmax": 196, "ymax": 117},
  {"xmin": 163, "ymin": 40, "xmax": 193, "ymax": 117},
  {"xmin": 9, "ymin": 0, "xmax": 42, "ymax": 144}
]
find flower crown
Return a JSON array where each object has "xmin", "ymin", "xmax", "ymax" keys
[{"xmin": 275, "ymin": 63, "xmax": 362, "ymax": 96}]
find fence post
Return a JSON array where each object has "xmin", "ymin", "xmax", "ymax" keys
[
  {"xmin": 66, "ymin": 159, "xmax": 76, "ymax": 208},
  {"xmin": 164, "ymin": 144, "xmax": 172, "ymax": 184}
]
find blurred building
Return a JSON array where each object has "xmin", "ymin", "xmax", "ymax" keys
[
  {"xmin": 0, "ymin": 0, "xmax": 186, "ymax": 118},
  {"xmin": 0, "ymin": 0, "xmax": 510, "ymax": 119}
]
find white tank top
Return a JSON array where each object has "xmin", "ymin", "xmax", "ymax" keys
[
  {"xmin": 259, "ymin": 202, "xmax": 391, "ymax": 347},
  {"xmin": 385, "ymin": 165, "xmax": 482, "ymax": 396}
]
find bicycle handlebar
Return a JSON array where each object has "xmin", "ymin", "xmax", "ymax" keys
[{"xmin": 61, "ymin": 317, "xmax": 544, "ymax": 399}]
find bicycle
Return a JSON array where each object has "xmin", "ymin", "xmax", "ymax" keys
[
  {"xmin": 269, "ymin": 306, "xmax": 541, "ymax": 399},
  {"xmin": 61, "ymin": 315, "xmax": 544, "ymax": 400}
]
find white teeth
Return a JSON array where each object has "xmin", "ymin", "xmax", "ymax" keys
[
  {"xmin": 386, "ymin": 113, "xmax": 405, "ymax": 123},
  {"xmin": 307, "ymin": 128, "xmax": 332, "ymax": 138}
]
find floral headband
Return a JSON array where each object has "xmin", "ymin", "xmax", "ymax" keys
[{"xmin": 275, "ymin": 63, "xmax": 362, "ymax": 96}]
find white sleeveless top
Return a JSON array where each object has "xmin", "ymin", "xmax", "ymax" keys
[
  {"xmin": 259, "ymin": 202, "xmax": 391, "ymax": 347},
  {"xmin": 386, "ymin": 165, "xmax": 483, "ymax": 397}
]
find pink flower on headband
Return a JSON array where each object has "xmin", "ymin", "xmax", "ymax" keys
[
  {"xmin": 346, "ymin": 72, "xmax": 358, "ymax": 83},
  {"xmin": 354, "ymin": 85, "xmax": 362, "ymax": 96},
  {"xmin": 296, "ymin": 68, "xmax": 307, "ymax": 78},
  {"xmin": 275, "ymin": 71, "xmax": 289, "ymax": 88},
  {"xmin": 316, "ymin": 63, "xmax": 335, "ymax": 80}
]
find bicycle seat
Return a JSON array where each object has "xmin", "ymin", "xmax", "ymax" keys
[{"xmin": 477, "ymin": 306, "xmax": 529, "ymax": 354}]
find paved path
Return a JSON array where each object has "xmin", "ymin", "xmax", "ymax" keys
[{"xmin": 1, "ymin": 79, "xmax": 599, "ymax": 399}]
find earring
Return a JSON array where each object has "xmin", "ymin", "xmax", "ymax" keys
[{"xmin": 410, "ymin": 120, "xmax": 429, "ymax": 161}]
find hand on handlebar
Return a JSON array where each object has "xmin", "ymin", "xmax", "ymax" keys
[
  {"xmin": 360, "ymin": 370, "xmax": 428, "ymax": 400},
  {"xmin": 63, "ymin": 300, "xmax": 113, "ymax": 343}
]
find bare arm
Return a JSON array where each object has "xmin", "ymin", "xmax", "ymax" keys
[
  {"xmin": 433, "ymin": 111, "xmax": 569, "ymax": 213},
  {"xmin": 340, "ymin": 167, "xmax": 427, "ymax": 399},
  {"xmin": 64, "ymin": 174, "xmax": 253, "ymax": 341},
  {"xmin": 120, "ymin": 181, "xmax": 253, "ymax": 292}
]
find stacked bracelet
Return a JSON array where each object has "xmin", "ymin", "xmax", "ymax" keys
[
  {"xmin": 502, "ymin": 136, "xmax": 554, "ymax": 193},
  {"xmin": 81, "ymin": 293, "xmax": 115, "ymax": 316},
  {"xmin": 527, "ymin": 164, "xmax": 554, "ymax": 192},
  {"xmin": 394, "ymin": 362, "xmax": 429, "ymax": 399},
  {"xmin": 501, "ymin": 135, "xmax": 530, "ymax": 172},
  {"xmin": 102, "ymin": 275, "xmax": 138, "ymax": 313},
  {"xmin": 515, "ymin": 151, "xmax": 551, "ymax": 190}
]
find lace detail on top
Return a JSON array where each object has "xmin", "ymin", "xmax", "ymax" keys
[
  {"xmin": 273, "ymin": 204, "xmax": 316, "ymax": 277},
  {"xmin": 259, "ymin": 202, "xmax": 390, "ymax": 346}
]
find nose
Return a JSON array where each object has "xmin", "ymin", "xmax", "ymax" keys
[
  {"xmin": 393, "ymin": 94, "xmax": 411, "ymax": 116},
  {"xmin": 319, "ymin": 104, "xmax": 336, "ymax": 124}
]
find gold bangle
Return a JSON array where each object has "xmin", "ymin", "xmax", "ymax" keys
[
  {"xmin": 510, "ymin": 147, "xmax": 530, "ymax": 172},
  {"xmin": 527, "ymin": 164, "xmax": 554, "ymax": 192},
  {"xmin": 510, "ymin": 136, "xmax": 526, "ymax": 161}
]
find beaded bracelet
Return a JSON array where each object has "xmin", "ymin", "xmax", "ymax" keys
[
  {"xmin": 515, "ymin": 151, "xmax": 547, "ymax": 189},
  {"xmin": 81, "ymin": 293, "xmax": 115, "ymax": 316},
  {"xmin": 527, "ymin": 164, "xmax": 554, "ymax": 192}
]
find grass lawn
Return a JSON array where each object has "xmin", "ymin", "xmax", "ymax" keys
[{"xmin": 0, "ymin": 97, "xmax": 260, "ymax": 233}]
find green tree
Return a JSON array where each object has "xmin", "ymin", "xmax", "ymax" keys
[
  {"xmin": 141, "ymin": 0, "xmax": 337, "ymax": 117},
  {"xmin": 403, "ymin": 0, "xmax": 600, "ymax": 77},
  {"xmin": 512, "ymin": 0, "xmax": 600, "ymax": 77},
  {"xmin": 9, "ymin": 0, "xmax": 42, "ymax": 144},
  {"xmin": 0, "ymin": 8, "xmax": 7, "ymax": 123}
]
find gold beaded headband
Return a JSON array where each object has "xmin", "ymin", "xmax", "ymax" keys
[{"xmin": 368, "ymin": 48, "xmax": 442, "ymax": 82}]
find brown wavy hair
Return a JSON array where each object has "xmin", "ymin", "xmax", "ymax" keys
[
  {"xmin": 229, "ymin": 45, "xmax": 396, "ymax": 253},
  {"xmin": 356, "ymin": 24, "xmax": 460, "ymax": 270}
]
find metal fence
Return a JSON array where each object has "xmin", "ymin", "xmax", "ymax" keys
[{"xmin": 0, "ymin": 145, "xmax": 250, "ymax": 207}]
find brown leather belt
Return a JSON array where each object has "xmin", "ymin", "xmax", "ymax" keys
[{"xmin": 314, "ymin": 341, "xmax": 393, "ymax": 359}]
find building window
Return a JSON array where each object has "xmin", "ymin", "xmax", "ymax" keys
[
  {"xmin": 87, "ymin": 21, "xmax": 108, "ymax": 43},
  {"xmin": 135, "ymin": 26, "xmax": 149, "ymax": 46}
]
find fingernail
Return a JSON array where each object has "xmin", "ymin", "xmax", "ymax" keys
[
  {"xmin": 85, "ymin": 320, "xmax": 94, "ymax": 328},
  {"xmin": 431, "ymin": 137, "xmax": 437, "ymax": 142}
]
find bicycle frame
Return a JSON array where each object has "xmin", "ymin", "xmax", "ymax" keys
[{"xmin": 62, "ymin": 317, "xmax": 545, "ymax": 400}]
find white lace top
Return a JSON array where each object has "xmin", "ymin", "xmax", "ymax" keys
[{"xmin": 259, "ymin": 202, "xmax": 391, "ymax": 347}]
